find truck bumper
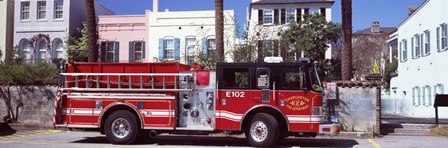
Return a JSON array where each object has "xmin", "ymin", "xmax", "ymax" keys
[{"xmin": 318, "ymin": 123, "xmax": 341, "ymax": 136}]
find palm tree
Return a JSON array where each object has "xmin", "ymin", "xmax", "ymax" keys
[
  {"xmin": 215, "ymin": 0, "xmax": 224, "ymax": 61},
  {"xmin": 85, "ymin": 0, "xmax": 98, "ymax": 62},
  {"xmin": 341, "ymin": 0, "xmax": 352, "ymax": 80}
]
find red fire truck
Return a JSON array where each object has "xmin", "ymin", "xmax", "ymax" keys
[{"xmin": 54, "ymin": 59, "xmax": 340, "ymax": 147}]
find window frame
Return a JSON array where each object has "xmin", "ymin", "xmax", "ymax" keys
[
  {"xmin": 133, "ymin": 42, "xmax": 144, "ymax": 62},
  {"xmin": 423, "ymin": 30, "xmax": 430, "ymax": 56},
  {"xmin": 207, "ymin": 38, "xmax": 216, "ymax": 56},
  {"xmin": 401, "ymin": 39, "xmax": 408, "ymax": 62},
  {"xmin": 220, "ymin": 67, "xmax": 251, "ymax": 89},
  {"xmin": 54, "ymin": 0, "xmax": 63, "ymax": 20},
  {"xmin": 37, "ymin": 1, "xmax": 47, "ymax": 20},
  {"xmin": 441, "ymin": 23, "xmax": 448, "ymax": 51},
  {"xmin": 20, "ymin": 1, "xmax": 30, "ymax": 20},
  {"xmin": 412, "ymin": 86, "xmax": 420, "ymax": 106},
  {"xmin": 164, "ymin": 38, "xmax": 174, "ymax": 59},
  {"xmin": 53, "ymin": 38, "xmax": 64, "ymax": 59},
  {"xmin": 263, "ymin": 9, "xmax": 274, "ymax": 25},
  {"xmin": 185, "ymin": 37, "xmax": 196, "ymax": 65},
  {"xmin": 285, "ymin": 8, "xmax": 296, "ymax": 24},
  {"xmin": 414, "ymin": 34, "xmax": 420, "ymax": 58},
  {"xmin": 105, "ymin": 42, "xmax": 116, "ymax": 62}
]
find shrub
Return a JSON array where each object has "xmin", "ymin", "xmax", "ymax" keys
[{"xmin": 432, "ymin": 125, "xmax": 448, "ymax": 137}]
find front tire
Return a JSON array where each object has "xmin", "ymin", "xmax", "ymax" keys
[
  {"xmin": 246, "ymin": 113, "xmax": 280, "ymax": 147},
  {"xmin": 104, "ymin": 110, "xmax": 140, "ymax": 144}
]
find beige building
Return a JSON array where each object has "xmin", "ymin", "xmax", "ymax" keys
[{"xmin": 0, "ymin": 0, "xmax": 14, "ymax": 61}]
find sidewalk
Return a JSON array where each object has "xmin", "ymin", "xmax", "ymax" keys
[{"xmin": 382, "ymin": 114, "xmax": 448, "ymax": 124}]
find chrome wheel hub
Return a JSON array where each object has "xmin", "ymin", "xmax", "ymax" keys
[
  {"xmin": 111, "ymin": 118, "xmax": 130, "ymax": 138},
  {"xmin": 250, "ymin": 121, "xmax": 268, "ymax": 142}
]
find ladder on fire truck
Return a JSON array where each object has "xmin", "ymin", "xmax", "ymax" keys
[{"xmin": 60, "ymin": 73, "xmax": 194, "ymax": 93}]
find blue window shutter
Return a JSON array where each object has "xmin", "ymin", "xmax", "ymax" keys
[
  {"xmin": 412, "ymin": 87, "xmax": 415, "ymax": 105},
  {"xmin": 185, "ymin": 37, "xmax": 188, "ymax": 63},
  {"xmin": 114, "ymin": 42, "xmax": 120, "ymax": 62},
  {"xmin": 428, "ymin": 31, "xmax": 431, "ymax": 53},
  {"xmin": 445, "ymin": 25, "xmax": 448, "ymax": 48},
  {"xmin": 158, "ymin": 38, "xmax": 164, "ymax": 60},
  {"xmin": 420, "ymin": 34, "xmax": 424, "ymax": 54},
  {"xmin": 202, "ymin": 38, "xmax": 207, "ymax": 56},
  {"xmin": 442, "ymin": 84, "xmax": 445, "ymax": 94},
  {"xmin": 174, "ymin": 38, "xmax": 180, "ymax": 60},
  {"xmin": 129, "ymin": 42, "xmax": 134, "ymax": 62},
  {"xmin": 418, "ymin": 87, "xmax": 421, "ymax": 105},
  {"xmin": 101, "ymin": 42, "xmax": 106, "ymax": 62},
  {"xmin": 411, "ymin": 37, "xmax": 414, "ymax": 58},
  {"xmin": 428, "ymin": 86, "xmax": 432, "ymax": 105},
  {"xmin": 437, "ymin": 27, "xmax": 441, "ymax": 50},
  {"xmin": 142, "ymin": 42, "xmax": 146, "ymax": 59},
  {"xmin": 437, "ymin": 27, "xmax": 440, "ymax": 50}
]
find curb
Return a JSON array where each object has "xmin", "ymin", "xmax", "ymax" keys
[{"xmin": 317, "ymin": 132, "xmax": 374, "ymax": 139}]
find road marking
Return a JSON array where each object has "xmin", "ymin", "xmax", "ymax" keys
[
  {"xmin": 0, "ymin": 130, "xmax": 61, "ymax": 141},
  {"xmin": 368, "ymin": 139, "xmax": 381, "ymax": 148}
]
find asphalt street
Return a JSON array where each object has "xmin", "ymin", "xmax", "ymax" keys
[{"xmin": 1, "ymin": 129, "xmax": 448, "ymax": 148}]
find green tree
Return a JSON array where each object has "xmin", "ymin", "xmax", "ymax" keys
[
  {"xmin": 279, "ymin": 14, "xmax": 341, "ymax": 63},
  {"xmin": 383, "ymin": 59, "xmax": 398, "ymax": 91},
  {"xmin": 66, "ymin": 24, "xmax": 88, "ymax": 62},
  {"xmin": 0, "ymin": 61, "xmax": 59, "ymax": 122}
]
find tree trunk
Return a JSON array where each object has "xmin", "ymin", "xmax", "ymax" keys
[
  {"xmin": 215, "ymin": 0, "xmax": 224, "ymax": 61},
  {"xmin": 85, "ymin": 0, "xmax": 98, "ymax": 62},
  {"xmin": 341, "ymin": 0, "xmax": 353, "ymax": 80}
]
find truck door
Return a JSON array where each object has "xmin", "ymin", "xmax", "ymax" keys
[
  {"xmin": 276, "ymin": 66, "xmax": 312, "ymax": 131},
  {"xmin": 216, "ymin": 67, "xmax": 252, "ymax": 130},
  {"xmin": 251, "ymin": 67, "xmax": 273, "ymax": 106}
]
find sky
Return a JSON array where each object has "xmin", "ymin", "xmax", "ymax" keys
[{"xmin": 97, "ymin": 0, "xmax": 425, "ymax": 33}]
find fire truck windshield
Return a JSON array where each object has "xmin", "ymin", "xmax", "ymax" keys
[{"xmin": 309, "ymin": 67, "xmax": 322, "ymax": 92}]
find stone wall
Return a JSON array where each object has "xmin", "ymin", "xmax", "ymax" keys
[
  {"xmin": 335, "ymin": 78, "xmax": 381, "ymax": 133},
  {"xmin": 0, "ymin": 86, "xmax": 57, "ymax": 126}
]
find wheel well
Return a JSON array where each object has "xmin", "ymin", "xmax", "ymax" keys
[
  {"xmin": 241, "ymin": 107, "xmax": 289, "ymax": 134},
  {"xmin": 100, "ymin": 105, "xmax": 142, "ymax": 133}
]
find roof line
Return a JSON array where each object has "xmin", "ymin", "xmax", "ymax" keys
[{"xmin": 397, "ymin": 0, "xmax": 429, "ymax": 29}]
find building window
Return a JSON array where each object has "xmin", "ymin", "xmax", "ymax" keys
[
  {"xmin": 21, "ymin": 2, "xmax": 30, "ymax": 20},
  {"xmin": 441, "ymin": 24, "xmax": 448, "ymax": 50},
  {"xmin": 52, "ymin": 38, "xmax": 64, "ymax": 59},
  {"xmin": 37, "ymin": 39, "xmax": 47, "ymax": 60},
  {"xmin": 414, "ymin": 34, "xmax": 420, "ymax": 58},
  {"xmin": 37, "ymin": 1, "xmax": 46, "ymax": 20},
  {"xmin": 263, "ymin": 9, "xmax": 273, "ymax": 25},
  {"xmin": 286, "ymin": 8, "xmax": 295, "ymax": 23},
  {"xmin": 185, "ymin": 37, "xmax": 196, "ymax": 65},
  {"xmin": 320, "ymin": 8, "xmax": 326, "ymax": 18},
  {"xmin": 54, "ymin": 0, "xmax": 63, "ymax": 19},
  {"xmin": 401, "ymin": 40, "xmax": 408, "ymax": 62},
  {"xmin": 164, "ymin": 39, "xmax": 174, "ymax": 59},
  {"xmin": 423, "ymin": 85, "xmax": 432, "ymax": 106},
  {"xmin": 412, "ymin": 86, "xmax": 420, "ymax": 106},
  {"xmin": 106, "ymin": 42, "xmax": 116, "ymax": 62},
  {"xmin": 19, "ymin": 39, "xmax": 31, "ymax": 63},
  {"xmin": 207, "ymin": 38, "xmax": 216, "ymax": 56},
  {"xmin": 133, "ymin": 42, "xmax": 144, "ymax": 62},
  {"xmin": 263, "ymin": 40, "xmax": 274, "ymax": 57},
  {"xmin": 424, "ymin": 30, "xmax": 430, "ymax": 56},
  {"xmin": 434, "ymin": 84, "xmax": 444, "ymax": 105}
]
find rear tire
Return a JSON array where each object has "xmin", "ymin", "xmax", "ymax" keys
[
  {"xmin": 245, "ymin": 113, "xmax": 280, "ymax": 147},
  {"xmin": 104, "ymin": 110, "xmax": 140, "ymax": 144}
]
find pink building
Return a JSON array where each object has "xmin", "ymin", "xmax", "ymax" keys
[{"xmin": 98, "ymin": 14, "xmax": 148, "ymax": 62}]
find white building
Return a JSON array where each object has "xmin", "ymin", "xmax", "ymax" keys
[
  {"xmin": 384, "ymin": 0, "xmax": 448, "ymax": 118},
  {"xmin": 13, "ymin": 0, "xmax": 114, "ymax": 63},
  {"xmin": 147, "ymin": 0, "xmax": 236, "ymax": 65},
  {"xmin": 247, "ymin": 0, "xmax": 334, "ymax": 60}
]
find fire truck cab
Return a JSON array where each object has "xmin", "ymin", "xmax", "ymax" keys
[{"xmin": 55, "ymin": 60, "xmax": 339, "ymax": 147}]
